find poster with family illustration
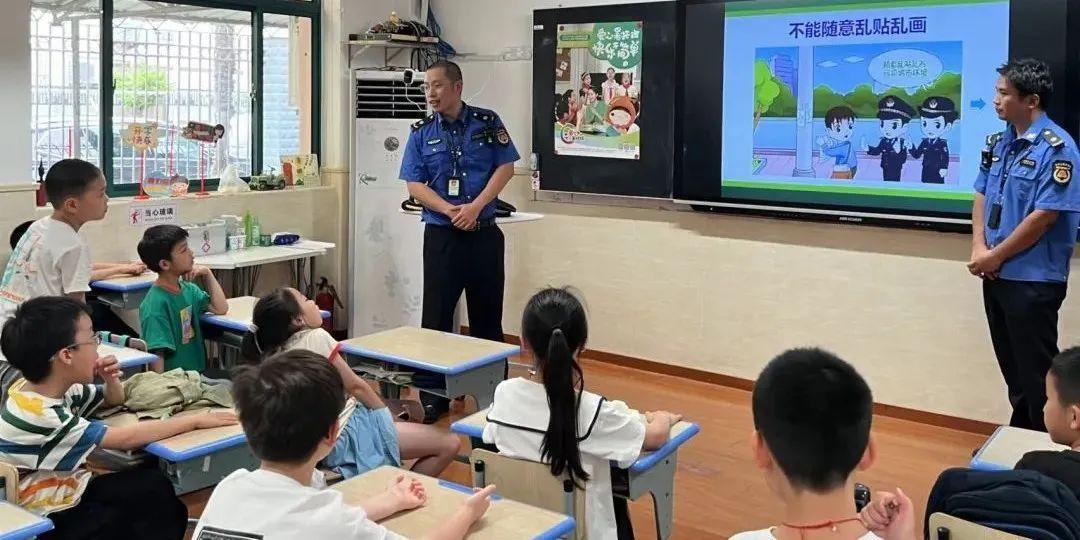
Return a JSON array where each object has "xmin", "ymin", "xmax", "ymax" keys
[
  {"xmin": 752, "ymin": 41, "xmax": 962, "ymax": 184},
  {"xmin": 554, "ymin": 21, "xmax": 642, "ymax": 160}
]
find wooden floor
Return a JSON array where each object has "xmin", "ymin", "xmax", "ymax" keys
[{"xmin": 183, "ymin": 356, "xmax": 988, "ymax": 539}]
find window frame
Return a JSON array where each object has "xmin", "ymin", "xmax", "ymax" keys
[{"xmin": 98, "ymin": 0, "xmax": 321, "ymax": 196}]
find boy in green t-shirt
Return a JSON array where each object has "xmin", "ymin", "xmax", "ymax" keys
[{"xmin": 137, "ymin": 225, "xmax": 227, "ymax": 372}]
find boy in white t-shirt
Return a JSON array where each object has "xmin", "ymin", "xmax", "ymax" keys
[
  {"xmin": 195, "ymin": 349, "xmax": 496, "ymax": 540},
  {"xmin": 0, "ymin": 160, "xmax": 143, "ymax": 341},
  {"xmin": 730, "ymin": 348, "xmax": 915, "ymax": 540}
]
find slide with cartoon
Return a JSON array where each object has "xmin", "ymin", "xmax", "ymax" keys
[{"xmin": 723, "ymin": 0, "xmax": 1008, "ymax": 198}]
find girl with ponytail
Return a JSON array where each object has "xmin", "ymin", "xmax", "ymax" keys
[
  {"xmin": 241, "ymin": 287, "xmax": 460, "ymax": 478},
  {"xmin": 483, "ymin": 287, "xmax": 681, "ymax": 540}
]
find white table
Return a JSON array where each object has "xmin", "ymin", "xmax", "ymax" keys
[
  {"xmin": 339, "ymin": 327, "xmax": 519, "ymax": 409},
  {"xmin": 97, "ymin": 342, "xmax": 157, "ymax": 371},
  {"xmin": 971, "ymin": 425, "xmax": 1068, "ymax": 471},
  {"xmin": 0, "ymin": 502, "xmax": 53, "ymax": 540},
  {"xmin": 196, "ymin": 243, "xmax": 336, "ymax": 297},
  {"xmin": 89, "ymin": 273, "xmax": 157, "ymax": 310},
  {"xmin": 333, "ymin": 466, "xmax": 575, "ymax": 540}
]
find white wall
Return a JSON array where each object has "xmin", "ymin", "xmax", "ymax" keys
[
  {"xmin": 1, "ymin": 0, "xmax": 32, "ymax": 184},
  {"xmin": 424, "ymin": 0, "xmax": 1080, "ymax": 423}
]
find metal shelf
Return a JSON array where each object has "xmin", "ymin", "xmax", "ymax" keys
[{"xmin": 345, "ymin": 39, "xmax": 438, "ymax": 68}]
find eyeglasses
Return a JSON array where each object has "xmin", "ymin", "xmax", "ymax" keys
[{"xmin": 55, "ymin": 335, "xmax": 102, "ymax": 359}]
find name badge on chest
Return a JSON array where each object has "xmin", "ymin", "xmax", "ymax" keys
[{"xmin": 448, "ymin": 178, "xmax": 461, "ymax": 197}]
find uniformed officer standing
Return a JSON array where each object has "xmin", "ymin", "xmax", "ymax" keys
[
  {"xmin": 968, "ymin": 59, "xmax": 1080, "ymax": 431},
  {"xmin": 399, "ymin": 60, "xmax": 519, "ymax": 422},
  {"xmin": 864, "ymin": 95, "xmax": 915, "ymax": 182},
  {"xmin": 910, "ymin": 96, "xmax": 958, "ymax": 184}
]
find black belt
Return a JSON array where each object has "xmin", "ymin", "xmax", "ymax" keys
[{"xmin": 474, "ymin": 218, "xmax": 496, "ymax": 229}]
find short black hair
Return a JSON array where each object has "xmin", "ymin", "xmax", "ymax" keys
[
  {"xmin": 137, "ymin": 225, "xmax": 188, "ymax": 273},
  {"xmin": 825, "ymin": 106, "xmax": 856, "ymax": 130},
  {"xmin": 1050, "ymin": 347, "xmax": 1080, "ymax": 406},
  {"xmin": 427, "ymin": 60, "xmax": 462, "ymax": 83},
  {"xmin": 232, "ymin": 350, "xmax": 345, "ymax": 463},
  {"xmin": 9, "ymin": 221, "xmax": 33, "ymax": 250},
  {"xmin": 1, "ymin": 296, "xmax": 91, "ymax": 383},
  {"xmin": 997, "ymin": 58, "xmax": 1053, "ymax": 109},
  {"xmin": 752, "ymin": 348, "xmax": 873, "ymax": 493},
  {"xmin": 44, "ymin": 159, "xmax": 103, "ymax": 208}
]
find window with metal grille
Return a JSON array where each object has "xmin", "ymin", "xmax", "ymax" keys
[{"xmin": 30, "ymin": 0, "xmax": 320, "ymax": 196}]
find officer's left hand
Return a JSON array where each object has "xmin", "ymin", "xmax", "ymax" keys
[
  {"xmin": 967, "ymin": 249, "xmax": 1004, "ymax": 278},
  {"xmin": 451, "ymin": 202, "xmax": 481, "ymax": 230}
]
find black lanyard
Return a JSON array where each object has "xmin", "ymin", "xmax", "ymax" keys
[
  {"xmin": 994, "ymin": 137, "xmax": 1037, "ymax": 204},
  {"xmin": 441, "ymin": 112, "xmax": 469, "ymax": 179}
]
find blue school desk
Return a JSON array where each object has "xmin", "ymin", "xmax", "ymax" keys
[
  {"xmin": 143, "ymin": 413, "xmax": 255, "ymax": 495},
  {"xmin": 89, "ymin": 273, "xmax": 156, "ymax": 310},
  {"xmin": 98, "ymin": 343, "xmax": 156, "ymax": 371},
  {"xmin": 0, "ymin": 502, "xmax": 53, "ymax": 540},
  {"xmin": 332, "ymin": 465, "xmax": 575, "ymax": 540},
  {"xmin": 338, "ymin": 327, "xmax": 519, "ymax": 409},
  {"xmin": 451, "ymin": 408, "xmax": 700, "ymax": 540},
  {"xmin": 970, "ymin": 425, "xmax": 1068, "ymax": 471}
]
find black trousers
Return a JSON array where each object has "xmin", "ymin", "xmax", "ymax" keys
[
  {"xmin": 42, "ymin": 468, "xmax": 188, "ymax": 540},
  {"xmin": 416, "ymin": 224, "xmax": 505, "ymax": 412},
  {"xmin": 983, "ymin": 279, "xmax": 1067, "ymax": 431}
]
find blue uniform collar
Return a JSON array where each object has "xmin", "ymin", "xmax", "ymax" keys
[
  {"xmin": 1005, "ymin": 113, "xmax": 1051, "ymax": 145},
  {"xmin": 435, "ymin": 102, "xmax": 470, "ymax": 128}
]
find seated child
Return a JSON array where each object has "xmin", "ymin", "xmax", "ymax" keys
[
  {"xmin": 195, "ymin": 349, "xmax": 495, "ymax": 539},
  {"xmin": 137, "ymin": 225, "xmax": 227, "ymax": 372},
  {"xmin": 1015, "ymin": 346, "xmax": 1080, "ymax": 499},
  {"xmin": 483, "ymin": 287, "xmax": 681, "ymax": 540},
  {"xmin": 0, "ymin": 161, "xmax": 145, "ymax": 345},
  {"xmin": 0, "ymin": 296, "xmax": 236, "ymax": 539},
  {"xmin": 239, "ymin": 287, "xmax": 460, "ymax": 478},
  {"xmin": 731, "ymin": 348, "xmax": 914, "ymax": 540}
]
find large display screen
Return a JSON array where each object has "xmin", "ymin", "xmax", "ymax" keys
[{"xmin": 680, "ymin": 0, "xmax": 1012, "ymax": 225}]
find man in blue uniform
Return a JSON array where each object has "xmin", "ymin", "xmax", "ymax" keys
[
  {"xmin": 863, "ymin": 95, "xmax": 915, "ymax": 182},
  {"xmin": 399, "ymin": 60, "xmax": 519, "ymax": 422},
  {"xmin": 910, "ymin": 96, "xmax": 958, "ymax": 184},
  {"xmin": 968, "ymin": 58, "xmax": 1080, "ymax": 431}
]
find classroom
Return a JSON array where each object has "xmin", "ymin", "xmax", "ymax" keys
[{"xmin": 0, "ymin": 0, "xmax": 1078, "ymax": 538}]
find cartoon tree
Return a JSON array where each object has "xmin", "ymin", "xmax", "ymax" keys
[{"xmin": 754, "ymin": 60, "xmax": 781, "ymax": 130}]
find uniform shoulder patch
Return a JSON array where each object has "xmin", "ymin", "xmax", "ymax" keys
[
  {"xmin": 1042, "ymin": 129, "xmax": 1065, "ymax": 149},
  {"xmin": 496, "ymin": 127, "xmax": 511, "ymax": 146},
  {"xmin": 1053, "ymin": 160, "xmax": 1073, "ymax": 185},
  {"xmin": 986, "ymin": 132, "xmax": 1003, "ymax": 147},
  {"xmin": 411, "ymin": 114, "xmax": 434, "ymax": 132}
]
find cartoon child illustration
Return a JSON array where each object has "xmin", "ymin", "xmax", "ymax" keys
[
  {"xmin": 861, "ymin": 96, "xmax": 915, "ymax": 182},
  {"xmin": 909, "ymin": 96, "xmax": 958, "ymax": 184},
  {"xmin": 604, "ymin": 96, "xmax": 639, "ymax": 136},
  {"xmin": 817, "ymin": 105, "xmax": 857, "ymax": 180}
]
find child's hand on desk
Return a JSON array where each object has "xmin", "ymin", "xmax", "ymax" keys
[
  {"xmin": 193, "ymin": 410, "xmax": 238, "ymax": 429},
  {"xmin": 463, "ymin": 485, "xmax": 497, "ymax": 522},
  {"xmin": 859, "ymin": 487, "xmax": 914, "ymax": 540},
  {"xmin": 94, "ymin": 355, "xmax": 122, "ymax": 382},
  {"xmin": 124, "ymin": 262, "xmax": 147, "ymax": 276},
  {"xmin": 387, "ymin": 475, "xmax": 427, "ymax": 511},
  {"xmin": 646, "ymin": 411, "xmax": 682, "ymax": 427}
]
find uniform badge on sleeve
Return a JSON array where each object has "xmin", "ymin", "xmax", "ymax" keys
[
  {"xmin": 496, "ymin": 128, "xmax": 510, "ymax": 146},
  {"xmin": 1053, "ymin": 160, "xmax": 1073, "ymax": 185}
]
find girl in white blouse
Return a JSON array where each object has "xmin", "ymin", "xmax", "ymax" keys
[{"xmin": 483, "ymin": 287, "xmax": 681, "ymax": 540}]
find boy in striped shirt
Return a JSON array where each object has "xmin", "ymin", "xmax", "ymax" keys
[{"xmin": 0, "ymin": 296, "xmax": 237, "ymax": 539}]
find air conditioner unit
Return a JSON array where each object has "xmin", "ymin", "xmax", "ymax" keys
[
  {"xmin": 354, "ymin": 69, "xmax": 428, "ymax": 120},
  {"xmin": 349, "ymin": 69, "xmax": 429, "ymax": 337}
]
